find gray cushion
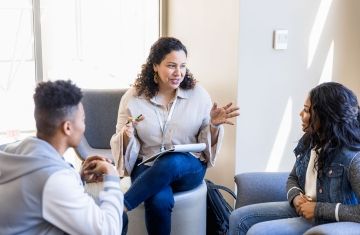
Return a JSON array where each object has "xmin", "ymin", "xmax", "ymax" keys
[
  {"xmin": 82, "ymin": 89, "xmax": 127, "ymax": 149},
  {"xmin": 234, "ymin": 172, "xmax": 288, "ymax": 208},
  {"xmin": 75, "ymin": 89, "xmax": 127, "ymax": 160}
]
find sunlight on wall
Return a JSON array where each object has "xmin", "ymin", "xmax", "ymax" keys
[
  {"xmin": 318, "ymin": 40, "xmax": 334, "ymax": 84},
  {"xmin": 307, "ymin": 0, "xmax": 333, "ymax": 68},
  {"xmin": 265, "ymin": 98, "xmax": 293, "ymax": 172},
  {"xmin": 265, "ymin": 2, "xmax": 335, "ymax": 172}
]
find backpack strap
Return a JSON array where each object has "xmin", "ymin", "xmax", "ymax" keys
[{"xmin": 205, "ymin": 179, "xmax": 237, "ymax": 200}]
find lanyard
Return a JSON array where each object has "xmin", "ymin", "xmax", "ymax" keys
[{"xmin": 154, "ymin": 96, "xmax": 177, "ymax": 151}]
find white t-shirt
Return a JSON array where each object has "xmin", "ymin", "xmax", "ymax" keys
[{"xmin": 305, "ymin": 149, "xmax": 318, "ymax": 200}]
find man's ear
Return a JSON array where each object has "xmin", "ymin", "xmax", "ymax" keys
[{"xmin": 62, "ymin": 120, "xmax": 72, "ymax": 136}]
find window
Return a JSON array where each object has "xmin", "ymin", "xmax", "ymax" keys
[
  {"xmin": 40, "ymin": 0, "xmax": 159, "ymax": 89},
  {"xmin": 0, "ymin": 0, "xmax": 160, "ymax": 144},
  {"xmin": 0, "ymin": 0, "xmax": 36, "ymax": 144}
]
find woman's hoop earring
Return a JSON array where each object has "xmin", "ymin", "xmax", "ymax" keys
[{"xmin": 154, "ymin": 72, "xmax": 159, "ymax": 84}]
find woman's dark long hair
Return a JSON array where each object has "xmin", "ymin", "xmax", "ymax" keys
[
  {"xmin": 294, "ymin": 82, "xmax": 360, "ymax": 174},
  {"xmin": 133, "ymin": 37, "xmax": 196, "ymax": 98}
]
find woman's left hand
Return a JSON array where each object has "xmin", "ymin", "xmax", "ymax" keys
[
  {"xmin": 210, "ymin": 102, "xmax": 240, "ymax": 126},
  {"xmin": 299, "ymin": 201, "xmax": 316, "ymax": 220}
]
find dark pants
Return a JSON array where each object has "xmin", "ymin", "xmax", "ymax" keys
[{"xmin": 122, "ymin": 212, "xmax": 128, "ymax": 235}]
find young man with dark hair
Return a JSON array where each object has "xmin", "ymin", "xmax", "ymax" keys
[{"xmin": 0, "ymin": 80, "xmax": 124, "ymax": 235}]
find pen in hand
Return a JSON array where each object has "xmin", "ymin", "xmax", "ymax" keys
[
  {"xmin": 126, "ymin": 114, "xmax": 144, "ymax": 124},
  {"xmin": 124, "ymin": 114, "xmax": 144, "ymax": 143}
]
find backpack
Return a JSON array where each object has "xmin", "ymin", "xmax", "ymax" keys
[{"xmin": 205, "ymin": 179, "xmax": 236, "ymax": 235}]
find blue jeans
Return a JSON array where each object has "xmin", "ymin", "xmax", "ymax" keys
[
  {"xmin": 121, "ymin": 212, "xmax": 128, "ymax": 235},
  {"xmin": 124, "ymin": 152, "xmax": 206, "ymax": 235},
  {"xmin": 228, "ymin": 201, "xmax": 313, "ymax": 235}
]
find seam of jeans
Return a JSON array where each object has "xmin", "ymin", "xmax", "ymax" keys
[
  {"xmin": 237, "ymin": 212, "xmax": 287, "ymax": 233},
  {"xmin": 123, "ymin": 198, "xmax": 132, "ymax": 211},
  {"xmin": 125, "ymin": 168, "xmax": 150, "ymax": 210}
]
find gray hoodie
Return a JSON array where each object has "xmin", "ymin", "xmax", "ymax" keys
[{"xmin": 0, "ymin": 137, "xmax": 71, "ymax": 235}]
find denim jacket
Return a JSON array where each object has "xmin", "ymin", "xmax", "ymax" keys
[{"xmin": 287, "ymin": 146, "xmax": 360, "ymax": 224}]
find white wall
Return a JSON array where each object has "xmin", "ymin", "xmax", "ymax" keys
[
  {"xmin": 166, "ymin": 0, "xmax": 360, "ymax": 199},
  {"xmin": 236, "ymin": 0, "xmax": 360, "ymax": 174}
]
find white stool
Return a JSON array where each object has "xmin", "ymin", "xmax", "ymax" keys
[{"xmin": 127, "ymin": 180, "xmax": 207, "ymax": 235}]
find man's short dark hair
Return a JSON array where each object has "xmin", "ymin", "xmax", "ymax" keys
[{"xmin": 34, "ymin": 80, "xmax": 83, "ymax": 137}]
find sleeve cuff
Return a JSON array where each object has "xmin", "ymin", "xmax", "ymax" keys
[
  {"xmin": 287, "ymin": 186, "xmax": 303, "ymax": 204},
  {"xmin": 335, "ymin": 203, "xmax": 341, "ymax": 222},
  {"xmin": 103, "ymin": 175, "xmax": 121, "ymax": 191},
  {"xmin": 210, "ymin": 123, "xmax": 222, "ymax": 129}
]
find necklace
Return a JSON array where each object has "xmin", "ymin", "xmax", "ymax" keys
[{"xmin": 154, "ymin": 95, "xmax": 177, "ymax": 151}]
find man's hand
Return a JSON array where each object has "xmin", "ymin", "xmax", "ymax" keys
[{"xmin": 80, "ymin": 156, "xmax": 118, "ymax": 183}]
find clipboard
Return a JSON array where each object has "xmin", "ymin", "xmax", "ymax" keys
[{"xmin": 138, "ymin": 143, "xmax": 206, "ymax": 166}]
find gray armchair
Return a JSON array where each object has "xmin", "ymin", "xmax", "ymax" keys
[
  {"xmin": 75, "ymin": 89, "xmax": 127, "ymax": 160},
  {"xmin": 234, "ymin": 172, "xmax": 360, "ymax": 235}
]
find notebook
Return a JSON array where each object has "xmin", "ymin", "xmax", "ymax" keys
[{"xmin": 138, "ymin": 143, "xmax": 206, "ymax": 166}]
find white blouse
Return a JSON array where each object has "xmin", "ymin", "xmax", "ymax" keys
[{"xmin": 305, "ymin": 149, "xmax": 318, "ymax": 201}]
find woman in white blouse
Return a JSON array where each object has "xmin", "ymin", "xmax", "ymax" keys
[{"xmin": 110, "ymin": 37, "xmax": 239, "ymax": 235}]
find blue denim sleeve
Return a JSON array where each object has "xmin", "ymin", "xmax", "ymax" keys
[{"xmin": 316, "ymin": 153, "xmax": 360, "ymax": 223}]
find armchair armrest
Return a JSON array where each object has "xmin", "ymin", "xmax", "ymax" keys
[
  {"xmin": 74, "ymin": 137, "xmax": 114, "ymax": 161},
  {"xmin": 304, "ymin": 222, "xmax": 360, "ymax": 235},
  {"xmin": 234, "ymin": 172, "xmax": 289, "ymax": 208}
]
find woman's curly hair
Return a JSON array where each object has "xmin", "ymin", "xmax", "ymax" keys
[
  {"xmin": 133, "ymin": 37, "xmax": 196, "ymax": 98},
  {"xmin": 294, "ymin": 82, "xmax": 360, "ymax": 175}
]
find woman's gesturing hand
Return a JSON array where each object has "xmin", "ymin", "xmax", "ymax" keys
[{"xmin": 210, "ymin": 102, "xmax": 240, "ymax": 126}]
